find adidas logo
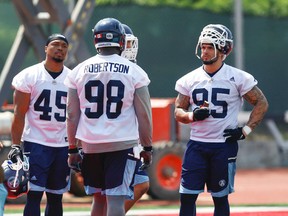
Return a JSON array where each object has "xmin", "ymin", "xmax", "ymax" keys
[{"xmin": 229, "ymin": 77, "xmax": 235, "ymax": 82}]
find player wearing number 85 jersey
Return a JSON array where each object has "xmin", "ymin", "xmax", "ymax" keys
[
  {"xmin": 10, "ymin": 34, "xmax": 71, "ymax": 216},
  {"xmin": 64, "ymin": 17, "xmax": 152, "ymax": 216},
  {"xmin": 174, "ymin": 24, "xmax": 268, "ymax": 216}
]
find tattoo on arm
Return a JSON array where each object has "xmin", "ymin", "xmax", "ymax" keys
[
  {"xmin": 175, "ymin": 93, "xmax": 190, "ymax": 110},
  {"xmin": 174, "ymin": 93, "xmax": 191, "ymax": 124},
  {"xmin": 243, "ymin": 86, "xmax": 269, "ymax": 130}
]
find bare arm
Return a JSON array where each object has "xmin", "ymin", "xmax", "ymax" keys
[
  {"xmin": 174, "ymin": 93, "xmax": 192, "ymax": 124},
  {"xmin": 66, "ymin": 88, "xmax": 81, "ymax": 148},
  {"xmin": 133, "ymin": 86, "xmax": 152, "ymax": 147},
  {"xmin": 11, "ymin": 90, "xmax": 30, "ymax": 145},
  {"xmin": 243, "ymin": 86, "xmax": 269, "ymax": 130}
]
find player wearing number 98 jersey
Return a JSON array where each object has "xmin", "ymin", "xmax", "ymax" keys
[
  {"xmin": 65, "ymin": 55, "xmax": 150, "ymax": 144},
  {"xmin": 64, "ymin": 17, "xmax": 153, "ymax": 216}
]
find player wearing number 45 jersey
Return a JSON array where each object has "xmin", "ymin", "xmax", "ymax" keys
[
  {"xmin": 10, "ymin": 34, "xmax": 71, "ymax": 216},
  {"xmin": 174, "ymin": 24, "xmax": 269, "ymax": 216},
  {"xmin": 64, "ymin": 17, "xmax": 153, "ymax": 216}
]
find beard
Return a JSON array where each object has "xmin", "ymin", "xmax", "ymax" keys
[
  {"xmin": 202, "ymin": 55, "xmax": 218, "ymax": 65},
  {"xmin": 52, "ymin": 57, "xmax": 64, "ymax": 63}
]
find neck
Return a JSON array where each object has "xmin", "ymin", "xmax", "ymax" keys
[
  {"xmin": 203, "ymin": 61, "xmax": 223, "ymax": 74},
  {"xmin": 44, "ymin": 60, "xmax": 64, "ymax": 73},
  {"xmin": 98, "ymin": 47, "xmax": 121, "ymax": 56}
]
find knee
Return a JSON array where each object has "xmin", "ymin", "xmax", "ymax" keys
[
  {"xmin": 135, "ymin": 182, "xmax": 149, "ymax": 195},
  {"xmin": 212, "ymin": 195, "xmax": 229, "ymax": 205},
  {"xmin": 180, "ymin": 193, "xmax": 198, "ymax": 205}
]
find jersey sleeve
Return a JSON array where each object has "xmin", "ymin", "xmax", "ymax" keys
[
  {"xmin": 236, "ymin": 70, "xmax": 258, "ymax": 96},
  {"xmin": 64, "ymin": 67, "xmax": 78, "ymax": 89},
  {"xmin": 175, "ymin": 73, "xmax": 191, "ymax": 96},
  {"xmin": 133, "ymin": 64, "xmax": 150, "ymax": 89},
  {"xmin": 12, "ymin": 67, "xmax": 35, "ymax": 93}
]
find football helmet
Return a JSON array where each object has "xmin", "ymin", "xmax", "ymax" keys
[
  {"xmin": 195, "ymin": 24, "xmax": 233, "ymax": 61},
  {"xmin": 1, "ymin": 155, "xmax": 29, "ymax": 199},
  {"xmin": 121, "ymin": 24, "xmax": 138, "ymax": 62},
  {"xmin": 93, "ymin": 17, "xmax": 125, "ymax": 51}
]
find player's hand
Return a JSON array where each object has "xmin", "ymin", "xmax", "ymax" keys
[
  {"xmin": 139, "ymin": 150, "xmax": 152, "ymax": 171},
  {"xmin": 193, "ymin": 107, "xmax": 210, "ymax": 121},
  {"xmin": 8, "ymin": 144, "xmax": 24, "ymax": 163},
  {"xmin": 223, "ymin": 127, "xmax": 245, "ymax": 142},
  {"xmin": 68, "ymin": 150, "xmax": 83, "ymax": 173}
]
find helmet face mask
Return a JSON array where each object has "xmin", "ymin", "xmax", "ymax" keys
[
  {"xmin": 195, "ymin": 24, "xmax": 233, "ymax": 62},
  {"xmin": 93, "ymin": 18, "xmax": 126, "ymax": 51},
  {"xmin": 122, "ymin": 34, "xmax": 138, "ymax": 62},
  {"xmin": 1, "ymin": 155, "xmax": 29, "ymax": 199},
  {"xmin": 121, "ymin": 24, "xmax": 138, "ymax": 62}
]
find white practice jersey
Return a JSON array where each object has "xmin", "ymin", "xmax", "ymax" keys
[
  {"xmin": 12, "ymin": 62, "xmax": 70, "ymax": 147},
  {"xmin": 175, "ymin": 63, "xmax": 257, "ymax": 142},
  {"xmin": 64, "ymin": 54, "xmax": 150, "ymax": 144}
]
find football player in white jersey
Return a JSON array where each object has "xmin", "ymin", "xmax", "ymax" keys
[
  {"xmin": 121, "ymin": 23, "xmax": 150, "ymax": 213},
  {"xmin": 9, "ymin": 34, "xmax": 71, "ymax": 216},
  {"xmin": 174, "ymin": 24, "xmax": 269, "ymax": 216},
  {"xmin": 64, "ymin": 18, "xmax": 153, "ymax": 216}
]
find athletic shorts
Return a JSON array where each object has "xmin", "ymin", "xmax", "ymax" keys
[
  {"xmin": 23, "ymin": 141, "xmax": 71, "ymax": 194},
  {"xmin": 81, "ymin": 147, "xmax": 136, "ymax": 199},
  {"xmin": 179, "ymin": 140, "xmax": 238, "ymax": 197},
  {"xmin": 133, "ymin": 159, "xmax": 149, "ymax": 186}
]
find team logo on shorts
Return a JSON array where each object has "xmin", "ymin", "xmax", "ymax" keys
[{"xmin": 219, "ymin": 179, "xmax": 226, "ymax": 187}]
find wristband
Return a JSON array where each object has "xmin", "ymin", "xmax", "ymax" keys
[
  {"xmin": 68, "ymin": 147, "xmax": 78, "ymax": 154},
  {"xmin": 143, "ymin": 146, "xmax": 153, "ymax": 152},
  {"xmin": 12, "ymin": 144, "xmax": 21, "ymax": 147},
  {"xmin": 242, "ymin": 125, "xmax": 252, "ymax": 136}
]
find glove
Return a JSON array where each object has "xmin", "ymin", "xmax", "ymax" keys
[
  {"xmin": 68, "ymin": 148, "xmax": 83, "ymax": 173},
  {"xmin": 78, "ymin": 147, "xmax": 84, "ymax": 158},
  {"xmin": 223, "ymin": 127, "xmax": 245, "ymax": 142},
  {"xmin": 8, "ymin": 144, "xmax": 23, "ymax": 163},
  {"xmin": 139, "ymin": 150, "xmax": 153, "ymax": 171},
  {"xmin": 193, "ymin": 107, "xmax": 210, "ymax": 121}
]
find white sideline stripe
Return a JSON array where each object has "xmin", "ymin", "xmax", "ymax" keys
[
  {"xmin": 5, "ymin": 207, "xmax": 288, "ymax": 216},
  {"xmin": 127, "ymin": 207, "xmax": 288, "ymax": 215}
]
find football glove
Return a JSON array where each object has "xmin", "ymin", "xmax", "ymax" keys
[
  {"xmin": 68, "ymin": 148, "xmax": 83, "ymax": 173},
  {"xmin": 8, "ymin": 144, "xmax": 24, "ymax": 163},
  {"xmin": 193, "ymin": 107, "xmax": 210, "ymax": 121},
  {"xmin": 139, "ymin": 149, "xmax": 153, "ymax": 171},
  {"xmin": 223, "ymin": 127, "xmax": 245, "ymax": 142}
]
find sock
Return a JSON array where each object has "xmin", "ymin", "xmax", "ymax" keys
[
  {"xmin": 45, "ymin": 192, "xmax": 63, "ymax": 216},
  {"xmin": 179, "ymin": 193, "xmax": 198, "ymax": 216},
  {"xmin": 24, "ymin": 191, "xmax": 43, "ymax": 216},
  {"xmin": 212, "ymin": 195, "xmax": 230, "ymax": 216}
]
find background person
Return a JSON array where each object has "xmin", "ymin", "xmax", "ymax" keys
[
  {"xmin": 9, "ymin": 34, "xmax": 71, "ymax": 216},
  {"xmin": 0, "ymin": 141, "xmax": 7, "ymax": 216},
  {"xmin": 174, "ymin": 24, "xmax": 269, "ymax": 216},
  {"xmin": 121, "ymin": 23, "xmax": 150, "ymax": 213}
]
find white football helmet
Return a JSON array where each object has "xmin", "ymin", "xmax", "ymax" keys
[
  {"xmin": 121, "ymin": 24, "xmax": 138, "ymax": 63},
  {"xmin": 195, "ymin": 24, "xmax": 233, "ymax": 61}
]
